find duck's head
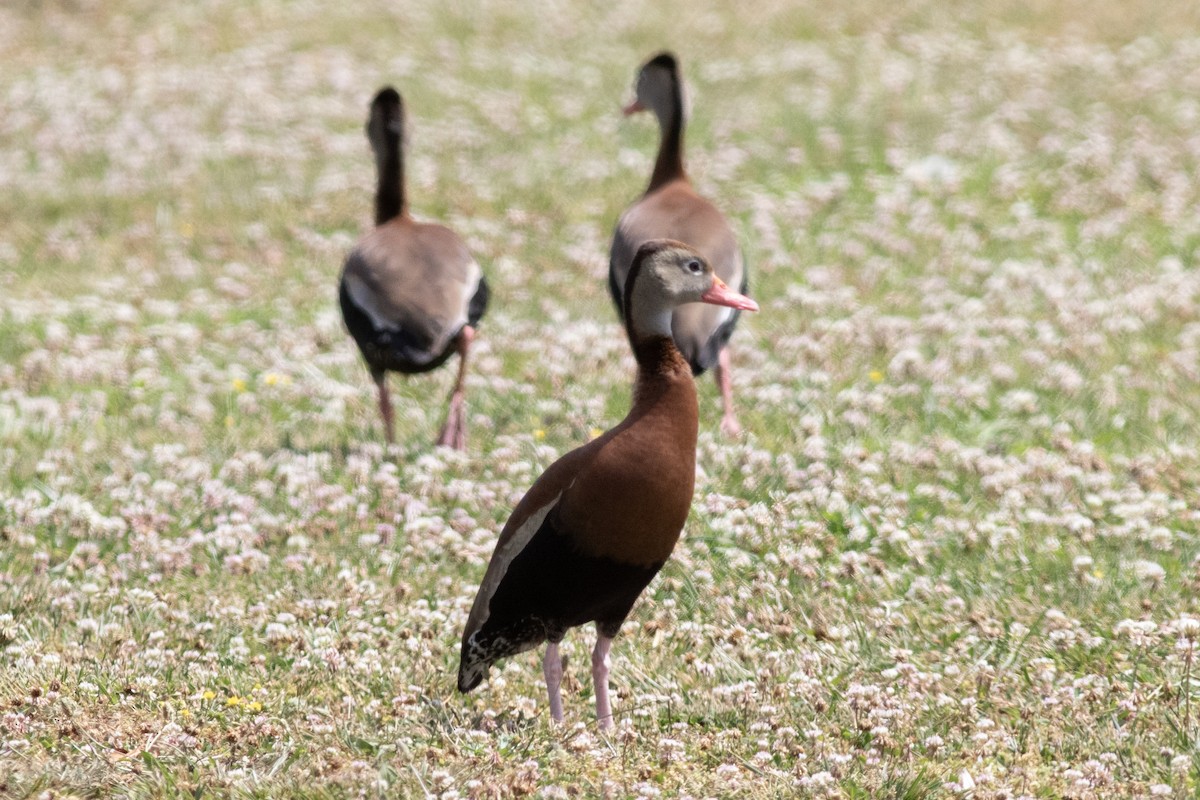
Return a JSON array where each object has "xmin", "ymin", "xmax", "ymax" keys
[
  {"xmin": 625, "ymin": 240, "xmax": 757, "ymax": 339},
  {"xmin": 623, "ymin": 51, "xmax": 684, "ymax": 124},
  {"xmin": 367, "ymin": 86, "xmax": 404, "ymax": 161}
]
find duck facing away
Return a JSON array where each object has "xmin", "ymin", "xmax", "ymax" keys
[
  {"xmin": 609, "ymin": 52, "xmax": 750, "ymax": 437},
  {"xmin": 339, "ymin": 87, "xmax": 489, "ymax": 448},
  {"xmin": 458, "ymin": 240, "xmax": 758, "ymax": 729}
]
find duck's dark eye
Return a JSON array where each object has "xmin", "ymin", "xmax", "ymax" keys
[{"xmin": 685, "ymin": 259, "xmax": 703, "ymax": 274}]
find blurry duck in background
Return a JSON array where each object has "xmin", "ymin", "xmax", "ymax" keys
[
  {"xmin": 339, "ymin": 87, "xmax": 488, "ymax": 449},
  {"xmin": 609, "ymin": 52, "xmax": 750, "ymax": 436}
]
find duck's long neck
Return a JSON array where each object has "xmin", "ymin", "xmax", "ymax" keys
[
  {"xmin": 624, "ymin": 282, "xmax": 697, "ymax": 415},
  {"xmin": 648, "ymin": 81, "xmax": 686, "ymax": 193},
  {"xmin": 374, "ymin": 136, "xmax": 406, "ymax": 226},
  {"xmin": 631, "ymin": 335, "xmax": 691, "ymax": 382},
  {"xmin": 627, "ymin": 334, "xmax": 698, "ymax": 449}
]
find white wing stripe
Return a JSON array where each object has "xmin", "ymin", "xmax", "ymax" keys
[
  {"xmin": 469, "ymin": 492, "xmax": 561, "ymax": 632},
  {"xmin": 345, "ymin": 273, "xmax": 400, "ymax": 332},
  {"xmin": 455, "ymin": 259, "xmax": 483, "ymax": 325}
]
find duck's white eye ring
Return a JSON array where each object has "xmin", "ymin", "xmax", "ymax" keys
[{"xmin": 685, "ymin": 259, "xmax": 703, "ymax": 274}]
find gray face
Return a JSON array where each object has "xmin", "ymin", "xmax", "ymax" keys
[{"xmin": 642, "ymin": 246, "xmax": 714, "ymax": 307}]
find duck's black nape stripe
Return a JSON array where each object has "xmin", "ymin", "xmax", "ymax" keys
[
  {"xmin": 646, "ymin": 52, "xmax": 678, "ymax": 72},
  {"xmin": 608, "ymin": 254, "xmax": 625, "ymax": 318},
  {"xmin": 621, "ymin": 243, "xmax": 656, "ymax": 346},
  {"xmin": 647, "ymin": 57, "xmax": 686, "ymax": 192},
  {"xmin": 370, "ymin": 87, "xmax": 406, "ymax": 225}
]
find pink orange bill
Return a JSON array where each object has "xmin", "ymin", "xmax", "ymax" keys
[
  {"xmin": 622, "ymin": 99, "xmax": 646, "ymax": 116},
  {"xmin": 700, "ymin": 277, "xmax": 758, "ymax": 312}
]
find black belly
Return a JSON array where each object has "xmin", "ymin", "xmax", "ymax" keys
[
  {"xmin": 462, "ymin": 515, "xmax": 664, "ymax": 685},
  {"xmin": 339, "ymin": 277, "xmax": 489, "ymax": 376}
]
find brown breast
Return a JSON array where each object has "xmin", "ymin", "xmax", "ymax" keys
[{"xmin": 557, "ymin": 343, "xmax": 698, "ymax": 566}]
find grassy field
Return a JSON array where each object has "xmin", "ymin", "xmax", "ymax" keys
[{"xmin": 4, "ymin": 0, "xmax": 1200, "ymax": 796}]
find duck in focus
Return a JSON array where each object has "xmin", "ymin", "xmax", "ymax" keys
[
  {"xmin": 609, "ymin": 52, "xmax": 750, "ymax": 437},
  {"xmin": 458, "ymin": 240, "xmax": 758, "ymax": 730},
  {"xmin": 339, "ymin": 87, "xmax": 489, "ymax": 448}
]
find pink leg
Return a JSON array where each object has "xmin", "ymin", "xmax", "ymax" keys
[
  {"xmin": 436, "ymin": 326, "xmax": 475, "ymax": 450},
  {"xmin": 374, "ymin": 372, "xmax": 395, "ymax": 444},
  {"xmin": 543, "ymin": 643, "xmax": 564, "ymax": 723},
  {"xmin": 592, "ymin": 635, "xmax": 613, "ymax": 731},
  {"xmin": 715, "ymin": 347, "xmax": 741, "ymax": 437}
]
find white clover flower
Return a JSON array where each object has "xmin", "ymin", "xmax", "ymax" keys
[
  {"xmin": 956, "ymin": 769, "xmax": 976, "ymax": 793},
  {"xmin": 1175, "ymin": 617, "xmax": 1200, "ymax": 638},
  {"xmin": 714, "ymin": 763, "xmax": 741, "ymax": 781},
  {"xmin": 1147, "ymin": 527, "xmax": 1174, "ymax": 550},
  {"xmin": 1132, "ymin": 559, "xmax": 1166, "ymax": 585},
  {"xmin": 1114, "ymin": 619, "xmax": 1159, "ymax": 647}
]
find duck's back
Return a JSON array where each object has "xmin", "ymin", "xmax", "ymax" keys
[{"xmin": 341, "ymin": 218, "xmax": 486, "ymax": 370}]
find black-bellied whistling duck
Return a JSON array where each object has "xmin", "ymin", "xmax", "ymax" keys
[
  {"xmin": 458, "ymin": 240, "xmax": 758, "ymax": 729},
  {"xmin": 609, "ymin": 52, "xmax": 750, "ymax": 437},
  {"xmin": 339, "ymin": 87, "xmax": 489, "ymax": 449}
]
